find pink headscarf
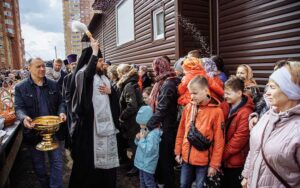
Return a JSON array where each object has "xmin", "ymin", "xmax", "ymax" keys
[{"xmin": 149, "ymin": 57, "xmax": 176, "ymax": 111}]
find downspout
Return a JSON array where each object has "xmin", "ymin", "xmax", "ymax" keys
[
  {"xmin": 175, "ymin": 0, "xmax": 182, "ymax": 59},
  {"xmin": 209, "ymin": 0, "xmax": 219, "ymax": 56},
  {"xmin": 209, "ymin": 0, "xmax": 213, "ymax": 56},
  {"xmin": 101, "ymin": 13, "xmax": 105, "ymax": 59},
  {"xmin": 216, "ymin": 0, "xmax": 219, "ymax": 55}
]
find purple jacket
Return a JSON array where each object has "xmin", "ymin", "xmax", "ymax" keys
[{"xmin": 242, "ymin": 103, "xmax": 300, "ymax": 188}]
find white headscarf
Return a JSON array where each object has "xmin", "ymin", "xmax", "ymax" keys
[{"xmin": 270, "ymin": 67, "xmax": 300, "ymax": 100}]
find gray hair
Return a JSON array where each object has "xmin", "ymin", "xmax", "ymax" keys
[{"xmin": 28, "ymin": 57, "xmax": 43, "ymax": 65}]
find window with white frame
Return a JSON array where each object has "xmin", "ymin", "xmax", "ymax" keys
[
  {"xmin": 153, "ymin": 7, "xmax": 164, "ymax": 40},
  {"xmin": 116, "ymin": 0, "xmax": 134, "ymax": 46},
  {"xmin": 4, "ymin": 19, "xmax": 13, "ymax": 25}
]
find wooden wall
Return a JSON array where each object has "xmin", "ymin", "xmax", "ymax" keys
[
  {"xmin": 177, "ymin": 0, "xmax": 210, "ymax": 57},
  {"xmin": 89, "ymin": 0, "xmax": 300, "ymax": 83},
  {"xmin": 92, "ymin": 0, "xmax": 176, "ymax": 66},
  {"xmin": 218, "ymin": 0, "xmax": 300, "ymax": 87}
]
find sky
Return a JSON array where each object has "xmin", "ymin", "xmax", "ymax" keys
[{"xmin": 19, "ymin": 0, "xmax": 65, "ymax": 61}]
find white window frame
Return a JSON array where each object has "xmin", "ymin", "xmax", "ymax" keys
[
  {"xmin": 153, "ymin": 7, "xmax": 165, "ymax": 40},
  {"xmin": 5, "ymin": 19, "xmax": 13, "ymax": 25},
  {"xmin": 116, "ymin": 0, "xmax": 134, "ymax": 46}
]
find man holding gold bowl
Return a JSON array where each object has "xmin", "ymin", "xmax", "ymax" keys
[{"xmin": 14, "ymin": 57, "xmax": 66, "ymax": 188}]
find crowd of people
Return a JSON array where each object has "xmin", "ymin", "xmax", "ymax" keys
[
  {"xmin": 0, "ymin": 69, "xmax": 29, "ymax": 89},
  {"xmin": 11, "ymin": 38, "xmax": 300, "ymax": 188}
]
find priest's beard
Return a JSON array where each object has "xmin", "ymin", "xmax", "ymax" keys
[
  {"xmin": 97, "ymin": 68, "xmax": 107, "ymax": 77},
  {"xmin": 96, "ymin": 69, "xmax": 103, "ymax": 76}
]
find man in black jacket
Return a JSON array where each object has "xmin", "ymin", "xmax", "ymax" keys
[{"xmin": 14, "ymin": 57, "xmax": 66, "ymax": 188}]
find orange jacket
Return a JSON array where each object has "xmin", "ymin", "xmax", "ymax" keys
[
  {"xmin": 138, "ymin": 75, "xmax": 143, "ymax": 91},
  {"xmin": 178, "ymin": 70, "xmax": 224, "ymax": 105},
  {"xmin": 213, "ymin": 76, "xmax": 224, "ymax": 88},
  {"xmin": 175, "ymin": 98, "xmax": 225, "ymax": 169}
]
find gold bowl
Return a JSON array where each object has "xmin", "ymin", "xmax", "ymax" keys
[{"xmin": 32, "ymin": 116, "xmax": 63, "ymax": 151}]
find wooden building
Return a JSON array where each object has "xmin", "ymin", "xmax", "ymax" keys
[{"xmin": 86, "ymin": 0, "xmax": 300, "ymax": 87}]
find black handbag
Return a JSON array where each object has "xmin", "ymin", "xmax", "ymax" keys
[
  {"xmin": 187, "ymin": 104, "xmax": 212, "ymax": 151},
  {"xmin": 204, "ymin": 170, "xmax": 223, "ymax": 188}
]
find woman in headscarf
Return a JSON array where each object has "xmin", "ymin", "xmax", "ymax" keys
[
  {"xmin": 241, "ymin": 61, "xmax": 300, "ymax": 188},
  {"xmin": 202, "ymin": 57, "xmax": 224, "ymax": 87},
  {"xmin": 236, "ymin": 64, "xmax": 260, "ymax": 103},
  {"xmin": 146, "ymin": 56, "xmax": 179, "ymax": 188}
]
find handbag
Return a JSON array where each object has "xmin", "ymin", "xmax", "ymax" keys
[
  {"xmin": 187, "ymin": 104, "xmax": 212, "ymax": 151},
  {"xmin": 0, "ymin": 88, "xmax": 16, "ymax": 127},
  {"xmin": 204, "ymin": 148, "xmax": 223, "ymax": 188},
  {"xmin": 185, "ymin": 104, "xmax": 222, "ymax": 187},
  {"xmin": 204, "ymin": 170, "xmax": 223, "ymax": 188}
]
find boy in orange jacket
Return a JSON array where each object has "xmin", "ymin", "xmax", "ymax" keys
[{"xmin": 175, "ymin": 75, "xmax": 225, "ymax": 188}]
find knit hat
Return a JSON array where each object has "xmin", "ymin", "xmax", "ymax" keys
[
  {"xmin": 63, "ymin": 59, "xmax": 69, "ymax": 65},
  {"xmin": 174, "ymin": 57, "xmax": 185, "ymax": 73},
  {"xmin": 136, "ymin": 106, "xmax": 153, "ymax": 125},
  {"xmin": 182, "ymin": 57, "xmax": 203, "ymax": 72}
]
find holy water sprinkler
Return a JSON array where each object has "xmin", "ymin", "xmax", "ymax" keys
[{"xmin": 71, "ymin": 20, "xmax": 95, "ymax": 41}]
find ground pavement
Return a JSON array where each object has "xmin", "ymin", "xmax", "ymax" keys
[{"xmin": 10, "ymin": 144, "xmax": 140, "ymax": 188}]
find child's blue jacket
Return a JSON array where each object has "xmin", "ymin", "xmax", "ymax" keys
[{"xmin": 134, "ymin": 128, "xmax": 162, "ymax": 174}]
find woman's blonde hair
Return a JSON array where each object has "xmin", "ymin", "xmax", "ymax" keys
[
  {"xmin": 237, "ymin": 64, "xmax": 253, "ymax": 80},
  {"xmin": 117, "ymin": 64, "xmax": 132, "ymax": 76},
  {"xmin": 107, "ymin": 65, "xmax": 118, "ymax": 80},
  {"xmin": 286, "ymin": 61, "xmax": 300, "ymax": 87}
]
